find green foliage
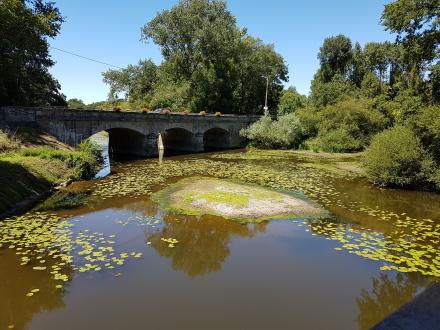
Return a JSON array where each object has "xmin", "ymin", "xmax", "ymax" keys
[
  {"xmin": 240, "ymin": 113, "xmax": 304, "ymax": 149},
  {"xmin": 0, "ymin": 136, "xmax": 102, "ymax": 213},
  {"xmin": 381, "ymin": 0, "xmax": 439, "ymax": 97},
  {"xmin": 409, "ymin": 105, "xmax": 440, "ymax": 163},
  {"xmin": 310, "ymin": 74, "xmax": 356, "ymax": 108},
  {"xmin": 16, "ymin": 140, "xmax": 102, "ymax": 180},
  {"xmin": 363, "ymin": 126, "xmax": 437, "ymax": 189},
  {"xmin": 277, "ymin": 87, "xmax": 308, "ymax": 116},
  {"xmin": 363, "ymin": 42, "xmax": 394, "ymax": 86},
  {"xmin": 0, "ymin": 0, "xmax": 66, "ymax": 106},
  {"xmin": 305, "ymin": 99, "xmax": 388, "ymax": 152},
  {"xmin": 317, "ymin": 35, "xmax": 353, "ymax": 82},
  {"xmin": 101, "ymin": 0, "xmax": 287, "ymax": 114},
  {"xmin": 67, "ymin": 98, "xmax": 86, "ymax": 109},
  {"xmin": 360, "ymin": 72, "xmax": 383, "ymax": 98},
  {"xmin": 148, "ymin": 79, "xmax": 190, "ymax": 111},
  {"xmin": 392, "ymin": 90, "xmax": 424, "ymax": 124},
  {"xmin": 102, "ymin": 59, "xmax": 158, "ymax": 107}
]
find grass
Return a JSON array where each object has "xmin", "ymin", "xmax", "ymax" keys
[
  {"xmin": 0, "ymin": 129, "xmax": 102, "ymax": 216},
  {"xmin": 0, "ymin": 129, "xmax": 21, "ymax": 152}
]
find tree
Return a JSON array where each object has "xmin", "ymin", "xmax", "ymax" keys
[
  {"xmin": 0, "ymin": 0, "xmax": 66, "ymax": 106},
  {"xmin": 67, "ymin": 98, "xmax": 85, "ymax": 109},
  {"xmin": 310, "ymin": 73, "xmax": 356, "ymax": 108},
  {"xmin": 363, "ymin": 42, "xmax": 394, "ymax": 89},
  {"xmin": 139, "ymin": 0, "xmax": 287, "ymax": 114},
  {"xmin": 277, "ymin": 87, "xmax": 307, "ymax": 116},
  {"xmin": 350, "ymin": 42, "xmax": 367, "ymax": 87},
  {"xmin": 102, "ymin": 59, "xmax": 158, "ymax": 107},
  {"xmin": 381, "ymin": 0, "xmax": 440, "ymax": 94},
  {"xmin": 234, "ymin": 37, "xmax": 288, "ymax": 115},
  {"xmin": 360, "ymin": 72, "xmax": 383, "ymax": 98},
  {"xmin": 317, "ymin": 35, "xmax": 353, "ymax": 82}
]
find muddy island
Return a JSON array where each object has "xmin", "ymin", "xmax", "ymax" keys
[{"xmin": 152, "ymin": 177, "xmax": 327, "ymax": 222}]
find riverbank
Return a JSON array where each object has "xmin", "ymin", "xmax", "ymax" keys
[{"xmin": 0, "ymin": 127, "xmax": 102, "ymax": 217}]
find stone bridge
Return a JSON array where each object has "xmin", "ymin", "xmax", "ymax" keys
[{"xmin": 0, "ymin": 107, "xmax": 259, "ymax": 157}]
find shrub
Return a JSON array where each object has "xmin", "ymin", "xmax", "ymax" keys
[
  {"xmin": 409, "ymin": 105, "xmax": 440, "ymax": 164},
  {"xmin": 141, "ymin": 108, "xmax": 150, "ymax": 113},
  {"xmin": 310, "ymin": 74, "xmax": 357, "ymax": 108},
  {"xmin": 113, "ymin": 107, "xmax": 121, "ymax": 112},
  {"xmin": 277, "ymin": 87, "xmax": 308, "ymax": 116},
  {"xmin": 199, "ymin": 111, "xmax": 206, "ymax": 116},
  {"xmin": 304, "ymin": 98, "xmax": 388, "ymax": 152},
  {"xmin": 215, "ymin": 112, "xmax": 222, "ymax": 117},
  {"xmin": 240, "ymin": 113, "xmax": 304, "ymax": 149},
  {"xmin": 305, "ymin": 128, "xmax": 363, "ymax": 152},
  {"xmin": 363, "ymin": 126, "xmax": 436, "ymax": 189}
]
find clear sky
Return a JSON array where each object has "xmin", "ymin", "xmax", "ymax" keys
[{"xmin": 48, "ymin": 0, "xmax": 394, "ymax": 104}]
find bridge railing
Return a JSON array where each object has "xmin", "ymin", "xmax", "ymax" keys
[{"xmin": 0, "ymin": 106, "xmax": 261, "ymax": 123}]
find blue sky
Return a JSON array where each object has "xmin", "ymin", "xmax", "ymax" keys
[{"xmin": 48, "ymin": 0, "xmax": 394, "ymax": 104}]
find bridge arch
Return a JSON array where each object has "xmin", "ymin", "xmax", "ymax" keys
[
  {"xmin": 85, "ymin": 126, "xmax": 152, "ymax": 159},
  {"xmin": 106, "ymin": 127, "xmax": 149, "ymax": 158},
  {"xmin": 203, "ymin": 127, "xmax": 231, "ymax": 151},
  {"xmin": 161, "ymin": 127, "xmax": 201, "ymax": 155}
]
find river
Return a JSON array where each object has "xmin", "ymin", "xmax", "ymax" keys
[{"xmin": 1, "ymin": 147, "xmax": 439, "ymax": 330}]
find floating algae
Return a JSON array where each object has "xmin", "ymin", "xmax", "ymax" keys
[
  {"xmin": 0, "ymin": 212, "xmax": 144, "ymax": 287},
  {"xmin": 86, "ymin": 149, "xmax": 440, "ymax": 277}
]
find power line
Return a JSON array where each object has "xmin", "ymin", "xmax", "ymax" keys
[{"xmin": 50, "ymin": 46, "xmax": 124, "ymax": 69}]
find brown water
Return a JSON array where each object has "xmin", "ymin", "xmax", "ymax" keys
[{"xmin": 1, "ymin": 150, "xmax": 439, "ymax": 330}]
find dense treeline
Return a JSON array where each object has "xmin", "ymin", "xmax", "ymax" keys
[
  {"xmin": 0, "ymin": 0, "xmax": 66, "ymax": 106},
  {"xmin": 242, "ymin": 0, "xmax": 439, "ymax": 191},
  {"xmin": 102, "ymin": 0, "xmax": 287, "ymax": 114}
]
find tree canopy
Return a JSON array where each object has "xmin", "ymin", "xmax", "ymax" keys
[
  {"xmin": 0, "ymin": 0, "xmax": 66, "ymax": 106},
  {"xmin": 103, "ymin": 0, "xmax": 288, "ymax": 114}
]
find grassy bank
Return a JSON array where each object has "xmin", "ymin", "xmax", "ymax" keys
[{"xmin": 0, "ymin": 128, "xmax": 102, "ymax": 216}]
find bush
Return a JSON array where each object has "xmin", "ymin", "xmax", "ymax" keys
[
  {"xmin": 277, "ymin": 87, "xmax": 308, "ymax": 116},
  {"xmin": 310, "ymin": 74, "xmax": 357, "ymax": 108},
  {"xmin": 363, "ymin": 126, "xmax": 437, "ymax": 189},
  {"xmin": 305, "ymin": 128, "xmax": 363, "ymax": 152},
  {"xmin": 303, "ymin": 98, "xmax": 388, "ymax": 152},
  {"xmin": 240, "ymin": 113, "xmax": 304, "ymax": 149},
  {"xmin": 409, "ymin": 105, "xmax": 440, "ymax": 164},
  {"xmin": 199, "ymin": 111, "xmax": 206, "ymax": 116},
  {"xmin": 215, "ymin": 112, "xmax": 222, "ymax": 117}
]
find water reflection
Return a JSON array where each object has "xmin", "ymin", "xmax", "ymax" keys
[
  {"xmin": 90, "ymin": 132, "xmax": 111, "ymax": 179},
  {"xmin": 0, "ymin": 250, "xmax": 69, "ymax": 329},
  {"xmin": 146, "ymin": 214, "xmax": 267, "ymax": 277},
  {"xmin": 159, "ymin": 149, "xmax": 164, "ymax": 165},
  {"xmin": 356, "ymin": 273, "xmax": 433, "ymax": 330}
]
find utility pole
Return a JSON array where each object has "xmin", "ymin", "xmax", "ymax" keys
[{"xmin": 264, "ymin": 75, "xmax": 269, "ymax": 114}]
